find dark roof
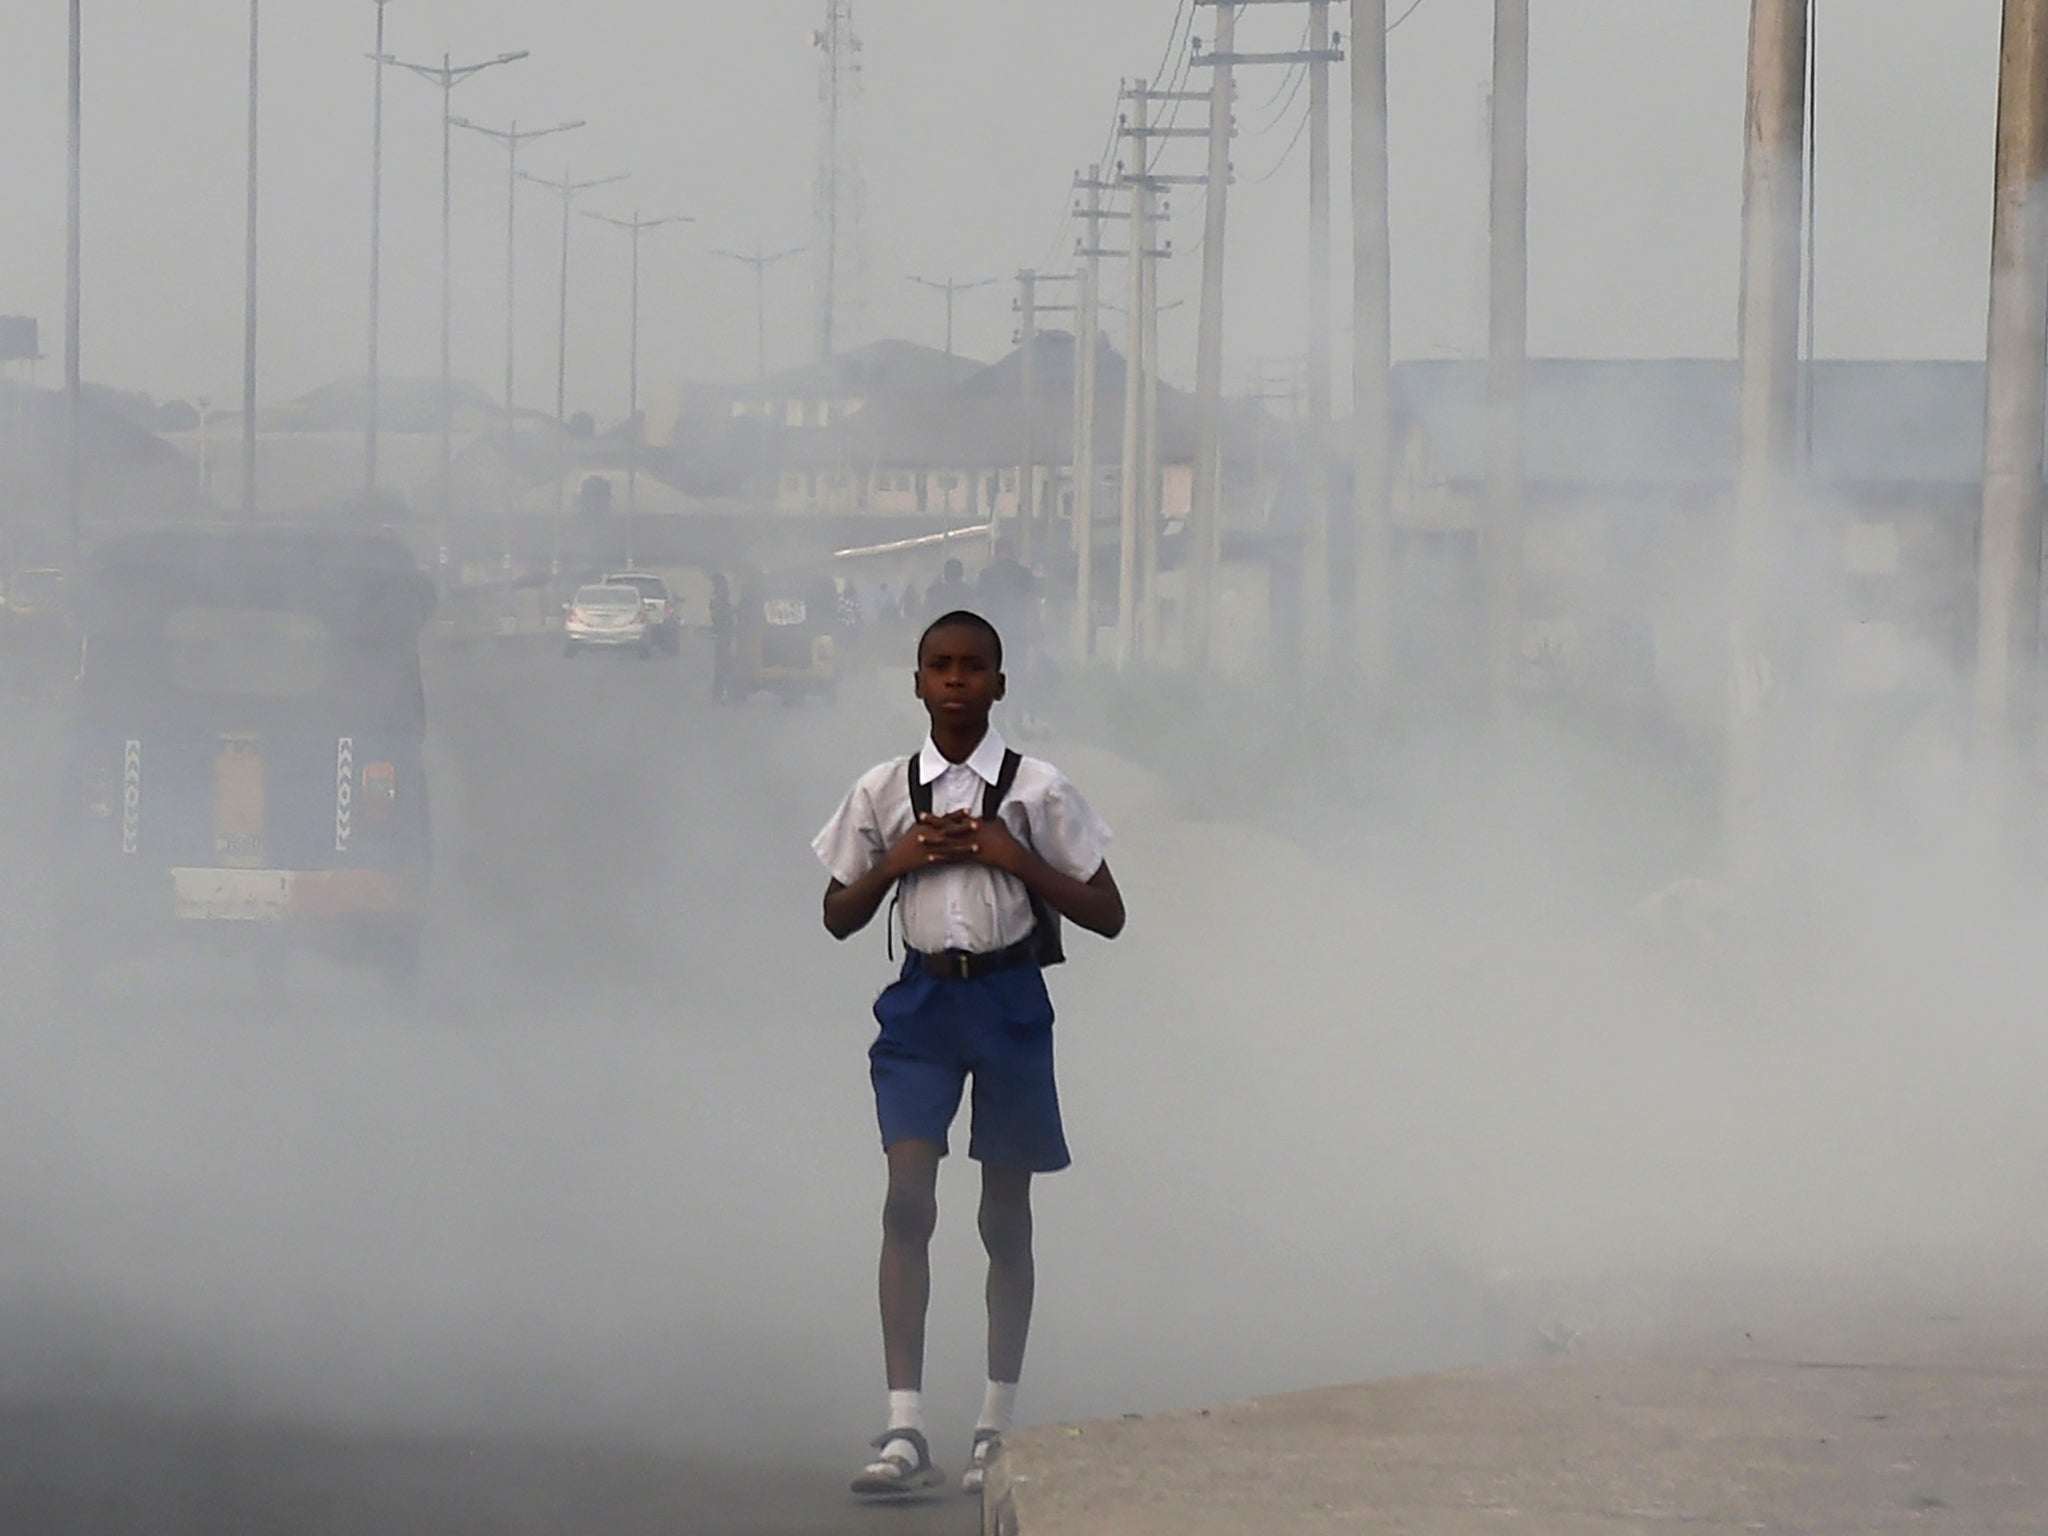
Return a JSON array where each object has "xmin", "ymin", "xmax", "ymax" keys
[
  {"xmin": 285, "ymin": 377, "xmax": 502, "ymax": 432},
  {"xmin": 1393, "ymin": 358, "xmax": 2001, "ymax": 487},
  {"xmin": 759, "ymin": 339, "xmax": 983, "ymax": 400},
  {"xmin": 774, "ymin": 333, "xmax": 1207, "ymax": 470}
]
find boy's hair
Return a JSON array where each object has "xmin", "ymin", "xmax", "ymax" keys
[{"xmin": 918, "ymin": 609, "xmax": 1004, "ymax": 668}]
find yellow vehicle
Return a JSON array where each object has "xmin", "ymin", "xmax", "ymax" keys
[{"xmin": 727, "ymin": 572, "xmax": 840, "ymax": 703}]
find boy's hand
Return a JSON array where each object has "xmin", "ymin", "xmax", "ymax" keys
[
  {"xmin": 883, "ymin": 812, "xmax": 980, "ymax": 877},
  {"xmin": 958, "ymin": 813, "xmax": 1027, "ymax": 875}
]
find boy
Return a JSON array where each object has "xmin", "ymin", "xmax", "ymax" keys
[{"xmin": 814, "ymin": 610, "xmax": 1126, "ymax": 1497}]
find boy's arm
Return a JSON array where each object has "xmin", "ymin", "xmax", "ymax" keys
[
  {"xmin": 966, "ymin": 819, "xmax": 1126, "ymax": 939},
  {"xmin": 822, "ymin": 816, "xmax": 977, "ymax": 940}
]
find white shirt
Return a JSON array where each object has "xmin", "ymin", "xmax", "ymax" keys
[{"xmin": 814, "ymin": 728, "xmax": 1113, "ymax": 955}]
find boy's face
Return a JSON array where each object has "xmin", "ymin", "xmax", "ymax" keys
[{"xmin": 914, "ymin": 623, "xmax": 1005, "ymax": 728}]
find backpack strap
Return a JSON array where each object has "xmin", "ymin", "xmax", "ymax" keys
[{"xmin": 983, "ymin": 749, "xmax": 1023, "ymax": 821}]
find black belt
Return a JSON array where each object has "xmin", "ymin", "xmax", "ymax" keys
[{"xmin": 906, "ymin": 937, "xmax": 1038, "ymax": 982}]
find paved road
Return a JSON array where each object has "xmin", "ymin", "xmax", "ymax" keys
[{"xmin": 0, "ymin": 639, "xmax": 974, "ymax": 1535}]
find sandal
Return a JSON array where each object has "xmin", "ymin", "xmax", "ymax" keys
[
  {"xmin": 961, "ymin": 1429, "xmax": 1002, "ymax": 1495},
  {"xmin": 851, "ymin": 1427, "xmax": 945, "ymax": 1496}
]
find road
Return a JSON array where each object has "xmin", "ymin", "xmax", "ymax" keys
[{"xmin": 0, "ymin": 638, "xmax": 975, "ymax": 1535}]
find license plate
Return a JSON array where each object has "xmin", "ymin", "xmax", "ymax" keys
[
  {"xmin": 173, "ymin": 868, "xmax": 293, "ymax": 921},
  {"xmin": 214, "ymin": 733, "xmax": 266, "ymax": 868},
  {"xmin": 763, "ymin": 599, "xmax": 807, "ymax": 626}
]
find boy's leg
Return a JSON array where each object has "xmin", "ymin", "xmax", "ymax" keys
[
  {"xmin": 978, "ymin": 1164, "xmax": 1035, "ymax": 1384},
  {"xmin": 880, "ymin": 1138, "xmax": 944, "ymax": 1390}
]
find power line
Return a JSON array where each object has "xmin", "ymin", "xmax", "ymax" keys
[{"xmin": 1387, "ymin": 0, "xmax": 1435, "ymax": 33}]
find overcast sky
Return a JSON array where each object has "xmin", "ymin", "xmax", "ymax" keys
[{"xmin": 0, "ymin": 1, "xmax": 2007, "ymax": 419}]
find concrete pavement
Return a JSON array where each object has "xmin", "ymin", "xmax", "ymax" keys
[{"xmin": 986, "ymin": 1301, "xmax": 2048, "ymax": 1535}]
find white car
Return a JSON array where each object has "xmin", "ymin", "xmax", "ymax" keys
[
  {"xmin": 601, "ymin": 570, "xmax": 683, "ymax": 654},
  {"xmin": 563, "ymin": 584, "xmax": 654, "ymax": 658}
]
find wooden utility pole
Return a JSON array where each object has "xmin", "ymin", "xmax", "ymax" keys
[
  {"xmin": 1351, "ymin": 0, "xmax": 1394, "ymax": 694},
  {"xmin": 1724, "ymin": 0, "xmax": 1808, "ymax": 868},
  {"xmin": 242, "ymin": 0, "xmax": 262, "ymax": 521},
  {"xmin": 1017, "ymin": 269, "xmax": 1037, "ymax": 561},
  {"xmin": 65, "ymin": 0, "xmax": 82, "ymax": 561},
  {"xmin": 1485, "ymin": 0, "xmax": 1529, "ymax": 699},
  {"xmin": 1073, "ymin": 167, "xmax": 1108, "ymax": 658},
  {"xmin": 1139, "ymin": 231, "xmax": 1164, "ymax": 657},
  {"xmin": 1118, "ymin": 84, "xmax": 1151, "ymax": 669},
  {"xmin": 1977, "ymin": 0, "xmax": 2048, "ymax": 751},
  {"xmin": 1304, "ymin": 0, "xmax": 1337, "ymax": 668},
  {"xmin": 1188, "ymin": 2, "xmax": 1238, "ymax": 670}
]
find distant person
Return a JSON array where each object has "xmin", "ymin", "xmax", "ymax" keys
[
  {"xmin": 709, "ymin": 572, "xmax": 736, "ymax": 703},
  {"xmin": 814, "ymin": 610, "xmax": 1126, "ymax": 1498},
  {"xmin": 925, "ymin": 557, "xmax": 973, "ymax": 618},
  {"xmin": 978, "ymin": 540, "xmax": 1053, "ymax": 736}
]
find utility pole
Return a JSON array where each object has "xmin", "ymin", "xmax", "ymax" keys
[
  {"xmin": 364, "ymin": 0, "xmax": 391, "ymax": 514},
  {"xmin": 1188, "ymin": 2, "xmax": 1239, "ymax": 670},
  {"xmin": 523, "ymin": 166, "xmax": 627, "ymax": 565},
  {"xmin": 1724, "ymin": 0, "xmax": 1808, "ymax": 872},
  {"xmin": 589, "ymin": 209, "xmax": 691, "ymax": 553},
  {"xmin": 1304, "ymin": 0, "xmax": 1338, "ymax": 670},
  {"xmin": 811, "ymin": 0, "xmax": 866, "ymax": 361},
  {"xmin": 715, "ymin": 245, "xmax": 806, "ymax": 380},
  {"xmin": 1117, "ymin": 83, "xmax": 1151, "ymax": 670},
  {"xmin": 1012, "ymin": 270, "xmax": 1076, "ymax": 564},
  {"xmin": 1485, "ymin": 0, "xmax": 1529, "ymax": 701},
  {"xmin": 1351, "ymin": 0, "xmax": 1394, "ymax": 693},
  {"xmin": 909, "ymin": 274, "xmax": 997, "ymax": 358},
  {"xmin": 1139, "ymin": 239, "xmax": 1163, "ymax": 657},
  {"xmin": 1977, "ymin": 0, "xmax": 2048, "ymax": 757},
  {"xmin": 385, "ymin": 47, "xmax": 529, "ymax": 563},
  {"xmin": 65, "ymin": 0, "xmax": 82, "ymax": 564},
  {"xmin": 242, "ymin": 0, "xmax": 262, "ymax": 521},
  {"xmin": 1072, "ymin": 166, "xmax": 1111, "ymax": 658},
  {"xmin": 454, "ymin": 115, "xmax": 584, "ymax": 572}
]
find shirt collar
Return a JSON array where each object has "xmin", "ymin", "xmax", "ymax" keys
[{"xmin": 918, "ymin": 727, "xmax": 1009, "ymax": 789}]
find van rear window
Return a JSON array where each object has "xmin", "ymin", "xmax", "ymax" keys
[{"xmin": 163, "ymin": 608, "xmax": 334, "ymax": 698}]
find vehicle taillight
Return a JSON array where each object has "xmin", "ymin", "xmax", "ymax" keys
[
  {"xmin": 81, "ymin": 761, "xmax": 114, "ymax": 819},
  {"xmin": 361, "ymin": 762, "xmax": 398, "ymax": 826}
]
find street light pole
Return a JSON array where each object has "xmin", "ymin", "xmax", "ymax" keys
[
  {"xmin": 521, "ymin": 165, "xmax": 627, "ymax": 556},
  {"xmin": 453, "ymin": 115, "xmax": 584, "ymax": 573},
  {"xmin": 908, "ymin": 274, "xmax": 997, "ymax": 359},
  {"xmin": 65, "ymin": 0, "xmax": 82, "ymax": 565},
  {"xmin": 383, "ymin": 48, "xmax": 527, "ymax": 563},
  {"xmin": 713, "ymin": 244, "xmax": 805, "ymax": 380},
  {"xmin": 588, "ymin": 208, "xmax": 691, "ymax": 557},
  {"xmin": 242, "ymin": 0, "xmax": 261, "ymax": 521},
  {"xmin": 364, "ymin": 0, "xmax": 391, "ymax": 513}
]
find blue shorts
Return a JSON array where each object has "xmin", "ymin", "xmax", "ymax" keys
[{"xmin": 869, "ymin": 961, "xmax": 1071, "ymax": 1173}]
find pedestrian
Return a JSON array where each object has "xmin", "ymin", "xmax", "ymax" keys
[
  {"xmin": 925, "ymin": 556, "xmax": 973, "ymax": 618},
  {"xmin": 813, "ymin": 609, "xmax": 1126, "ymax": 1498},
  {"xmin": 709, "ymin": 572, "xmax": 736, "ymax": 703}
]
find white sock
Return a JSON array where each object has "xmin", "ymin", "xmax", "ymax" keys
[
  {"xmin": 977, "ymin": 1380, "xmax": 1018, "ymax": 1435},
  {"xmin": 875, "ymin": 1388, "xmax": 924, "ymax": 1464}
]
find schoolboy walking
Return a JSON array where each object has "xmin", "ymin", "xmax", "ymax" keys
[{"xmin": 814, "ymin": 609, "xmax": 1126, "ymax": 1497}]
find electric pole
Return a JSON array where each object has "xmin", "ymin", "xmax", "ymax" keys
[
  {"xmin": 1012, "ymin": 270, "xmax": 1077, "ymax": 565},
  {"xmin": 1724, "ymin": 0, "xmax": 1808, "ymax": 873},
  {"xmin": 909, "ymin": 274, "xmax": 997, "ymax": 358},
  {"xmin": 453, "ymin": 115, "xmax": 584, "ymax": 572},
  {"xmin": 65, "ymin": 0, "xmax": 81, "ymax": 563},
  {"xmin": 1485, "ymin": 0, "xmax": 1529, "ymax": 701},
  {"xmin": 1351, "ymin": 0, "xmax": 1394, "ymax": 694},
  {"xmin": 385, "ymin": 47, "xmax": 529, "ymax": 561},
  {"xmin": 522, "ymin": 166, "xmax": 627, "ymax": 558},
  {"xmin": 715, "ymin": 245, "xmax": 806, "ymax": 380},
  {"xmin": 810, "ymin": 0, "xmax": 866, "ymax": 361},
  {"xmin": 243, "ymin": 0, "xmax": 262, "ymax": 521},
  {"xmin": 589, "ymin": 209, "xmax": 692, "ymax": 551},
  {"xmin": 1188, "ymin": 2, "xmax": 1239, "ymax": 670},
  {"xmin": 1304, "ymin": 0, "xmax": 1338, "ymax": 671},
  {"xmin": 1117, "ymin": 83, "xmax": 1152, "ymax": 670},
  {"xmin": 364, "ymin": 0, "xmax": 391, "ymax": 514},
  {"xmin": 1072, "ymin": 166, "xmax": 1112, "ymax": 658},
  {"xmin": 1977, "ymin": 0, "xmax": 2048, "ymax": 757}
]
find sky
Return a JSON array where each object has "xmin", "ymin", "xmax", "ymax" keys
[{"xmin": 0, "ymin": 1, "xmax": 2008, "ymax": 420}]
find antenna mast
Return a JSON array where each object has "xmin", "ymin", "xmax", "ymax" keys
[{"xmin": 810, "ymin": 0, "xmax": 865, "ymax": 361}]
